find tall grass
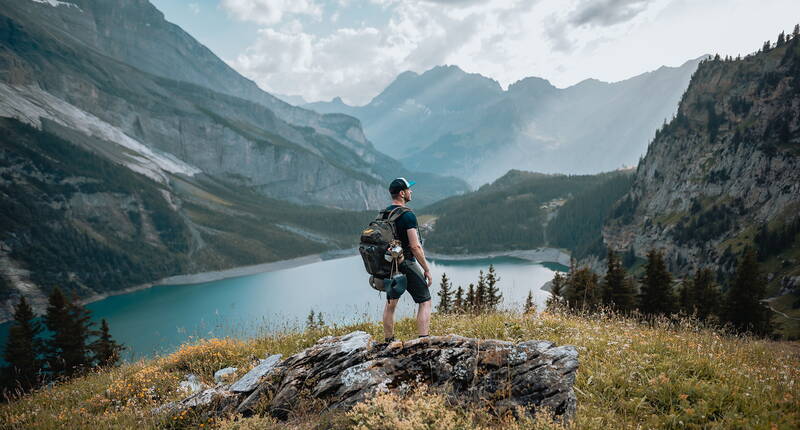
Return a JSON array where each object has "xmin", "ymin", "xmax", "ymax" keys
[{"xmin": 1, "ymin": 310, "xmax": 797, "ymax": 429}]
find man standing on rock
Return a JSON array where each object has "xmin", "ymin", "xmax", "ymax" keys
[{"xmin": 383, "ymin": 178, "xmax": 433, "ymax": 342}]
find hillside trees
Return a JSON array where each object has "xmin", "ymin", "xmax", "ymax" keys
[
  {"xmin": 639, "ymin": 250, "xmax": 676, "ymax": 315},
  {"xmin": 1, "ymin": 296, "xmax": 43, "ymax": 394},
  {"xmin": 2, "ymin": 288, "xmax": 125, "ymax": 396},
  {"xmin": 563, "ymin": 267, "xmax": 601, "ymax": 311},
  {"xmin": 435, "ymin": 265, "xmax": 503, "ymax": 314},
  {"xmin": 92, "ymin": 319, "xmax": 125, "ymax": 368},
  {"xmin": 724, "ymin": 247, "xmax": 771, "ymax": 335},
  {"xmin": 547, "ymin": 173, "xmax": 633, "ymax": 259},
  {"xmin": 436, "ymin": 273, "xmax": 453, "ymax": 314},
  {"xmin": 601, "ymin": 250, "xmax": 637, "ymax": 312}
]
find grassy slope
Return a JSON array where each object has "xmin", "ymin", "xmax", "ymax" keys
[{"xmin": 1, "ymin": 311, "xmax": 797, "ymax": 429}]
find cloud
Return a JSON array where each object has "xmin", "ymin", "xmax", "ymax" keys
[
  {"xmin": 568, "ymin": 0, "xmax": 656, "ymax": 27},
  {"xmin": 231, "ymin": 0, "xmax": 506, "ymax": 104},
  {"xmin": 188, "ymin": 3, "xmax": 199, "ymax": 14},
  {"xmin": 220, "ymin": 0, "xmax": 322, "ymax": 25}
]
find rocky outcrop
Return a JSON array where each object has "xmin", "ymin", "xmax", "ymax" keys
[
  {"xmin": 603, "ymin": 39, "xmax": 800, "ymax": 276},
  {"xmin": 159, "ymin": 332, "xmax": 580, "ymax": 423}
]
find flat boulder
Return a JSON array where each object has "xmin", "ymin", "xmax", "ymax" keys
[
  {"xmin": 167, "ymin": 331, "xmax": 579, "ymax": 423},
  {"xmin": 264, "ymin": 331, "xmax": 578, "ymax": 421}
]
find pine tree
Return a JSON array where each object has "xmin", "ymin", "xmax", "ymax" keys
[
  {"xmin": 453, "ymin": 286, "xmax": 465, "ymax": 314},
  {"xmin": 693, "ymin": 268, "xmax": 721, "ymax": 321},
  {"xmin": 564, "ymin": 267, "xmax": 600, "ymax": 310},
  {"xmin": 91, "ymin": 319, "xmax": 125, "ymax": 367},
  {"xmin": 639, "ymin": 250, "xmax": 676, "ymax": 315},
  {"xmin": 793, "ymin": 24, "xmax": 799, "ymax": 38},
  {"xmin": 677, "ymin": 279, "xmax": 694, "ymax": 314},
  {"xmin": 546, "ymin": 272, "xmax": 564, "ymax": 311},
  {"xmin": 777, "ymin": 31, "xmax": 786, "ymax": 47},
  {"xmin": 436, "ymin": 273, "xmax": 453, "ymax": 314},
  {"xmin": 63, "ymin": 295, "xmax": 96, "ymax": 375},
  {"xmin": 524, "ymin": 291, "xmax": 535, "ymax": 314},
  {"xmin": 475, "ymin": 271, "xmax": 487, "ymax": 313},
  {"xmin": 306, "ymin": 309, "xmax": 317, "ymax": 329},
  {"xmin": 44, "ymin": 288, "xmax": 95, "ymax": 378},
  {"xmin": 465, "ymin": 284, "xmax": 476, "ymax": 314},
  {"xmin": 485, "ymin": 264, "xmax": 503, "ymax": 311},
  {"xmin": 2, "ymin": 296, "xmax": 44, "ymax": 394},
  {"xmin": 44, "ymin": 287, "xmax": 71, "ymax": 377},
  {"xmin": 724, "ymin": 247, "xmax": 771, "ymax": 335},
  {"xmin": 602, "ymin": 250, "xmax": 635, "ymax": 311}
]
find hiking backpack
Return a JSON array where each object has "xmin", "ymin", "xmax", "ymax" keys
[{"xmin": 358, "ymin": 206, "xmax": 411, "ymax": 279}]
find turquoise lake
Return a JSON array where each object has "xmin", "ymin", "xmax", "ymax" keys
[{"xmin": 0, "ymin": 255, "xmax": 565, "ymax": 362}]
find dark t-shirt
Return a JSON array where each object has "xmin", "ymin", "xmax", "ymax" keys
[{"xmin": 386, "ymin": 205, "xmax": 418, "ymax": 260}]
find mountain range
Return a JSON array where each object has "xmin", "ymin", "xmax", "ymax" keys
[
  {"xmin": 0, "ymin": 0, "xmax": 468, "ymax": 321},
  {"xmin": 307, "ymin": 59, "xmax": 704, "ymax": 186}
]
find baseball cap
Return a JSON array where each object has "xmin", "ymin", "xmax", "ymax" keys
[{"xmin": 389, "ymin": 177, "xmax": 416, "ymax": 193}]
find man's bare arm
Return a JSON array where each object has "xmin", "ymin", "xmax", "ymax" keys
[{"xmin": 407, "ymin": 228, "xmax": 432, "ymax": 286}]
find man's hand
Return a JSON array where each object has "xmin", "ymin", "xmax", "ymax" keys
[{"xmin": 424, "ymin": 270, "xmax": 433, "ymax": 287}]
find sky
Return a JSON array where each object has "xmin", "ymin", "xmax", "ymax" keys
[{"xmin": 150, "ymin": 0, "xmax": 800, "ymax": 106}]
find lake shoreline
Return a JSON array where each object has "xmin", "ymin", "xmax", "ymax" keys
[
  {"xmin": 74, "ymin": 249, "xmax": 359, "ymax": 313},
  {"xmin": 70, "ymin": 247, "xmax": 569, "ymax": 314},
  {"xmin": 1, "ymin": 247, "xmax": 570, "ymax": 324},
  {"xmin": 427, "ymin": 247, "xmax": 571, "ymax": 266}
]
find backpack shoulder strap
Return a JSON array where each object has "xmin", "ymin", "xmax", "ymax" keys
[{"xmin": 386, "ymin": 206, "xmax": 411, "ymax": 222}]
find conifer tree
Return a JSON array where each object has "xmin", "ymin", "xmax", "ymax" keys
[
  {"xmin": 793, "ymin": 24, "xmax": 799, "ymax": 38},
  {"xmin": 2, "ymin": 296, "xmax": 44, "ymax": 394},
  {"xmin": 724, "ymin": 247, "xmax": 771, "ymax": 335},
  {"xmin": 777, "ymin": 31, "xmax": 786, "ymax": 47},
  {"xmin": 436, "ymin": 273, "xmax": 453, "ymax": 314},
  {"xmin": 524, "ymin": 291, "xmax": 535, "ymax": 314},
  {"xmin": 465, "ymin": 283, "xmax": 476, "ymax": 314},
  {"xmin": 692, "ymin": 268, "xmax": 721, "ymax": 321},
  {"xmin": 91, "ymin": 319, "xmax": 125, "ymax": 367},
  {"xmin": 453, "ymin": 286, "xmax": 465, "ymax": 314},
  {"xmin": 639, "ymin": 250, "xmax": 676, "ymax": 315},
  {"xmin": 44, "ymin": 288, "xmax": 96, "ymax": 377},
  {"xmin": 306, "ymin": 309, "xmax": 316, "ymax": 329},
  {"xmin": 678, "ymin": 279, "xmax": 694, "ymax": 315},
  {"xmin": 44, "ymin": 287, "xmax": 71, "ymax": 377},
  {"xmin": 485, "ymin": 264, "xmax": 503, "ymax": 311},
  {"xmin": 602, "ymin": 250, "xmax": 635, "ymax": 311},
  {"xmin": 546, "ymin": 272, "xmax": 564, "ymax": 311},
  {"xmin": 564, "ymin": 267, "xmax": 601, "ymax": 310},
  {"xmin": 475, "ymin": 271, "xmax": 487, "ymax": 313}
]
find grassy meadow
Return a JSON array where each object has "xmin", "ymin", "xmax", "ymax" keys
[{"xmin": 1, "ymin": 310, "xmax": 798, "ymax": 429}]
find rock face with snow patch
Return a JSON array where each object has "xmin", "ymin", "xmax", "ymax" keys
[{"xmin": 166, "ymin": 331, "xmax": 579, "ymax": 423}]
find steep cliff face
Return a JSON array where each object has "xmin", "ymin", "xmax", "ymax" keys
[
  {"xmin": 9, "ymin": 0, "xmax": 370, "ymax": 154},
  {"xmin": 603, "ymin": 39, "xmax": 800, "ymax": 276}
]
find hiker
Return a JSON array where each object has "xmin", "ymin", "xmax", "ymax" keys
[{"xmin": 383, "ymin": 178, "xmax": 433, "ymax": 342}]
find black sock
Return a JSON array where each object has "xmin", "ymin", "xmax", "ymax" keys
[{"xmin": 384, "ymin": 336, "xmax": 395, "ymax": 342}]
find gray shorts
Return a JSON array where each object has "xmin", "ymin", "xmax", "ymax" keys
[{"xmin": 387, "ymin": 260, "xmax": 431, "ymax": 303}]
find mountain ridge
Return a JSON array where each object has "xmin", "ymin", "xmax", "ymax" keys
[{"xmin": 306, "ymin": 58, "xmax": 705, "ymax": 186}]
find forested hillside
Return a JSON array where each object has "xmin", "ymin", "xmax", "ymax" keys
[
  {"xmin": 0, "ymin": 118, "xmax": 373, "ymax": 321},
  {"xmin": 420, "ymin": 170, "xmax": 631, "ymax": 254},
  {"xmin": 546, "ymin": 173, "xmax": 634, "ymax": 260}
]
